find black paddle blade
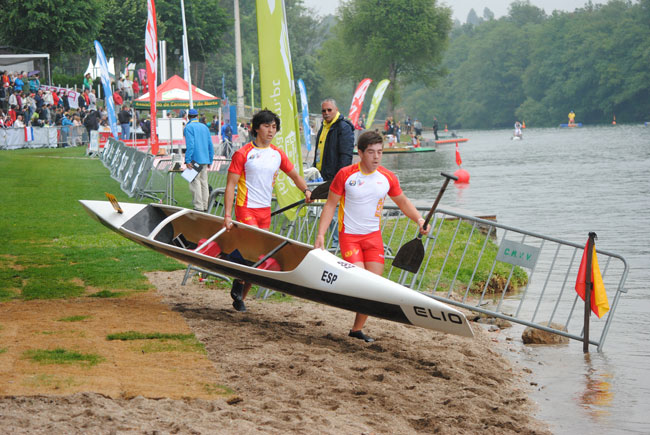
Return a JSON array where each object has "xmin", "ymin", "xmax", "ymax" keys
[
  {"xmin": 391, "ymin": 238, "xmax": 425, "ymax": 273},
  {"xmin": 309, "ymin": 179, "xmax": 332, "ymax": 200}
]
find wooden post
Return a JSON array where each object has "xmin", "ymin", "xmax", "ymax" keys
[{"xmin": 583, "ymin": 232, "xmax": 597, "ymax": 353}]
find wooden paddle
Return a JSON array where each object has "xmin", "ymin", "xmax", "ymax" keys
[
  {"xmin": 391, "ymin": 172, "xmax": 458, "ymax": 273},
  {"xmin": 271, "ymin": 180, "xmax": 332, "ymax": 216}
]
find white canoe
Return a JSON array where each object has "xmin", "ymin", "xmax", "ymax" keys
[{"xmin": 80, "ymin": 200, "xmax": 474, "ymax": 338}]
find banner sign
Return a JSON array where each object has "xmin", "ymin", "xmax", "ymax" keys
[
  {"xmin": 94, "ymin": 40, "xmax": 119, "ymax": 139},
  {"xmin": 145, "ymin": 0, "xmax": 159, "ymax": 154},
  {"xmin": 297, "ymin": 78, "xmax": 311, "ymax": 151},
  {"xmin": 348, "ymin": 78, "xmax": 372, "ymax": 128},
  {"xmin": 365, "ymin": 79, "xmax": 390, "ymax": 130},
  {"xmin": 256, "ymin": 0, "xmax": 303, "ymax": 220}
]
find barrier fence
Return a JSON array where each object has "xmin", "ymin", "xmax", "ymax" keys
[
  {"xmin": 0, "ymin": 125, "xmax": 89, "ymax": 150},
  {"xmin": 191, "ymin": 191, "xmax": 627, "ymax": 351}
]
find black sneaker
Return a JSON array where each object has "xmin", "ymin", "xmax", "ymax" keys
[
  {"xmin": 230, "ymin": 280, "xmax": 244, "ymax": 302},
  {"xmin": 348, "ymin": 330, "xmax": 374, "ymax": 342},
  {"xmin": 232, "ymin": 299, "xmax": 247, "ymax": 312}
]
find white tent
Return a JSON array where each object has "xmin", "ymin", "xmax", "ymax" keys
[
  {"xmin": 83, "ymin": 59, "xmax": 96, "ymax": 79},
  {"xmin": 0, "ymin": 50, "xmax": 51, "ymax": 84}
]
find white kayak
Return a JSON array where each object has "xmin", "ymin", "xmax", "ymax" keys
[{"xmin": 80, "ymin": 200, "xmax": 474, "ymax": 338}]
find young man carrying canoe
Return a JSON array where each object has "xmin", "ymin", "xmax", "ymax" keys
[
  {"xmin": 224, "ymin": 109, "xmax": 312, "ymax": 312},
  {"xmin": 314, "ymin": 131, "xmax": 429, "ymax": 342}
]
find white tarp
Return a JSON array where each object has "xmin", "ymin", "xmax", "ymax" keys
[{"xmin": 0, "ymin": 127, "xmax": 58, "ymax": 150}]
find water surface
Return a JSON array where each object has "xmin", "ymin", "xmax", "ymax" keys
[{"xmin": 385, "ymin": 125, "xmax": 649, "ymax": 434}]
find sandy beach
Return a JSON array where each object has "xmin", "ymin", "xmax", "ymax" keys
[{"xmin": 0, "ymin": 270, "xmax": 549, "ymax": 434}]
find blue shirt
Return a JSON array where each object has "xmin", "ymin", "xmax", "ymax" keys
[{"xmin": 184, "ymin": 119, "xmax": 214, "ymax": 165}]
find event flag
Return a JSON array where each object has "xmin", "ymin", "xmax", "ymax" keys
[
  {"xmin": 93, "ymin": 40, "xmax": 119, "ymax": 139},
  {"xmin": 365, "ymin": 79, "xmax": 390, "ymax": 130},
  {"xmin": 256, "ymin": 0, "xmax": 304, "ymax": 220},
  {"xmin": 348, "ymin": 78, "xmax": 372, "ymax": 128},
  {"xmin": 575, "ymin": 240, "xmax": 610, "ymax": 318},
  {"xmin": 297, "ymin": 79, "xmax": 311, "ymax": 151},
  {"xmin": 455, "ymin": 142, "xmax": 462, "ymax": 166},
  {"xmin": 145, "ymin": 0, "xmax": 159, "ymax": 154},
  {"xmin": 24, "ymin": 127, "xmax": 34, "ymax": 142}
]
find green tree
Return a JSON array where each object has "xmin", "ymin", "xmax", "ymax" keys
[
  {"xmin": 319, "ymin": 0, "xmax": 452, "ymax": 115},
  {"xmin": 97, "ymin": 0, "xmax": 157, "ymax": 65},
  {"xmin": 0, "ymin": 0, "xmax": 104, "ymax": 55}
]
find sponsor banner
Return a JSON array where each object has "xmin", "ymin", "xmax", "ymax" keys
[
  {"xmin": 297, "ymin": 78, "xmax": 311, "ymax": 151},
  {"xmin": 348, "ymin": 78, "xmax": 372, "ymax": 128},
  {"xmin": 256, "ymin": 0, "xmax": 304, "ymax": 220},
  {"xmin": 365, "ymin": 79, "xmax": 390, "ymax": 130},
  {"xmin": 94, "ymin": 40, "xmax": 120, "ymax": 139}
]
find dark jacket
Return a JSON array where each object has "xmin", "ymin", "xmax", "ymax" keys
[{"xmin": 312, "ymin": 115, "xmax": 355, "ymax": 181}]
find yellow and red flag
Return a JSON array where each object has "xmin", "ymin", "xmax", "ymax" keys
[{"xmin": 575, "ymin": 241, "xmax": 610, "ymax": 318}]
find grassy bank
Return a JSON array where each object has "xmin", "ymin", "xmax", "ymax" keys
[{"xmin": 0, "ymin": 147, "xmax": 184, "ymax": 301}]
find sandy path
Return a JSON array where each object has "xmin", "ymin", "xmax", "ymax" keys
[{"xmin": 0, "ymin": 270, "xmax": 549, "ymax": 434}]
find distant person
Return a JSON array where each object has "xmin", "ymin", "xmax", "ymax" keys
[
  {"xmin": 314, "ymin": 131, "xmax": 429, "ymax": 343},
  {"xmin": 117, "ymin": 105, "xmax": 132, "ymax": 140},
  {"xmin": 568, "ymin": 111, "xmax": 576, "ymax": 126},
  {"xmin": 413, "ymin": 119, "xmax": 422, "ymax": 136},
  {"xmin": 312, "ymin": 98, "xmax": 354, "ymax": 181},
  {"xmin": 432, "ymin": 116, "xmax": 439, "ymax": 140},
  {"xmin": 184, "ymin": 108, "xmax": 214, "ymax": 212},
  {"xmin": 514, "ymin": 121, "xmax": 522, "ymax": 137}
]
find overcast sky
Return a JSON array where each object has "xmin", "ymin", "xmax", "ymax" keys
[{"xmin": 302, "ymin": 0, "xmax": 604, "ymax": 22}]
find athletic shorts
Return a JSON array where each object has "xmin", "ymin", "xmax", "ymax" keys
[
  {"xmin": 339, "ymin": 230, "xmax": 385, "ymax": 264},
  {"xmin": 235, "ymin": 206, "xmax": 271, "ymax": 229}
]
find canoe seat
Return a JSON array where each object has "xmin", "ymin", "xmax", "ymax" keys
[
  {"xmin": 197, "ymin": 238, "xmax": 221, "ymax": 257},
  {"xmin": 256, "ymin": 255, "xmax": 281, "ymax": 271}
]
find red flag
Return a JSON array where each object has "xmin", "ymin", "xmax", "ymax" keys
[
  {"xmin": 455, "ymin": 143, "xmax": 462, "ymax": 166},
  {"xmin": 348, "ymin": 78, "xmax": 372, "ymax": 128},
  {"xmin": 575, "ymin": 240, "xmax": 610, "ymax": 318},
  {"xmin": 145, "ymin": 0, "xmax": 159, "ymax": 154}
]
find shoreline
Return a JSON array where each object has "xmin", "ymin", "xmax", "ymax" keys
[{"xmin": 1, "ymin": 270, "xmax": 550, "ymax": 433}]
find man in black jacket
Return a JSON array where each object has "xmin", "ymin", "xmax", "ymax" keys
[{"xmin": 312, "ymin": 98, "xmax": 354, "ymax": 182}]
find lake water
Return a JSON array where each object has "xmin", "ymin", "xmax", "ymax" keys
[{"xmin": 384, "ymin": 125, "xmax": 650, "ymax": 434}]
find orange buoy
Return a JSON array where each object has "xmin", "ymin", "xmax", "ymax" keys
[
  {"xmin": 612, "ymin": 114, "xmax": 617, "ymax": 125},
  {"xmin": 454, "ymin": 168, "xmax": 470, "ymax": 184},
  {"xmin": 444, "ymin": 124, "xmax": 448, "ymax": 132},
  {"xmin": 522, "ymin": 121, "xmax": 526, "ymax": 128}
]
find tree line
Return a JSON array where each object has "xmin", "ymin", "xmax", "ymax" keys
[{"xmin": 3, "ymin": 0, "xmax": 649, "ymax": 127}]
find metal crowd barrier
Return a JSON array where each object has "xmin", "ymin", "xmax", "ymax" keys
[
  {"xmin": 0, "ymin": 125, "xmax": 88, "ymax": 150},
  {"xmin": 187, "ymin": 197, "xmax": 626, "ymax": 351},
  {"xmin": 99, "ymin": 138, "xmax": 155, "ymax": 198}
]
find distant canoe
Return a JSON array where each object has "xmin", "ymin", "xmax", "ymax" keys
[
  {"xmin": 382, "ymin": 146, "xmax": 436, "ymax": 155},
  {"xmin": 559, "ymin": 123, "xmax": 582, "ymax": 128},
  {"xmin": 435, "ymin": 138, "xmax": 469, "ymax": 144}
]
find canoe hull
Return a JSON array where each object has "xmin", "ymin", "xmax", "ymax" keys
[{"xmin": 80, "ymin": 200, "xmax": 474, "ymax": 338}]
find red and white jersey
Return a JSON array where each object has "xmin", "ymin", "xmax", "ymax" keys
[
  {"xmin": 330, "ymin": 164, "xmax": 402, "ymax": 235},
  {"xmin": 229, "ymin": 142, "xmax": 294, "ymax": 208}
]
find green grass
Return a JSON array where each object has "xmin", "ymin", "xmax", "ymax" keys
[
  {"xmin": 22, "ymin": 348, "xmax": 105, "ymax": 366},
  {"xmin": 382, "ymin": 217, "xmax": 528, "ymax": 296},
  {"xmin": 106, "ymin": 330, "xmax": 206, "ymax": 354},
  {"xmin": 0, "ymin": 147, "xmax": 186, "ymax": 301},
  {"xmin": 0, "ymin": 348, "xmax": 7, "ymax": 354},
  {"xmin": 57, "ymin": 315, "xmax": 91, "ymax": 322}
]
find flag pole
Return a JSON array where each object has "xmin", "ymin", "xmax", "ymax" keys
[
  {"xmin": 583, "ymin": 232, "xmax": 597, "ymax": 353},
  {"xmin": 180, "ymin": 0, "xmax": 193, "ymax": 109}
]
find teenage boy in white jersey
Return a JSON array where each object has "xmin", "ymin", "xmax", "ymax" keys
[
  {"xmin": 314, "ymin": 131, "xmax": 429, "ymax": 342},
  {"xmin": 224, "ymin": 109, "xmax": 312, "ymax": 312}
]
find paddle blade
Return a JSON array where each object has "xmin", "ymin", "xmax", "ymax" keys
[
  {"xmin": 310, "ymin": 179, "xmax": 332, "ymax": 200},
  {"xmin": 391, "ymin": 238, "xmax": 425, "ymax": 273}
]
